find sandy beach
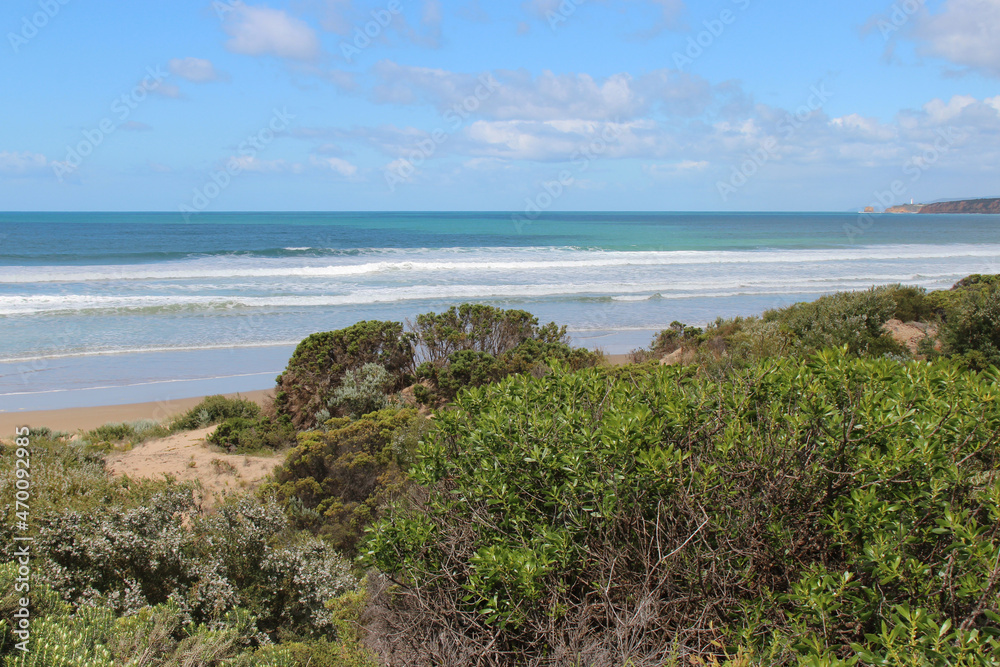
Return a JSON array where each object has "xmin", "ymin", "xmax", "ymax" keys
[{"xmin": 0, "ymin": 388, "xmax": 274, "ymax": 438}]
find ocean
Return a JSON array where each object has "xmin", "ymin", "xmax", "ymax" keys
[{"xmin": 2, "ymin": 211, "xmax": 999, "ymax": 411}]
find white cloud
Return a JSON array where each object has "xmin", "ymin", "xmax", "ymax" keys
[
  {"xmin": 422, "ymin": 0, "xmax": 443, "ymax": 41},
  {"xmin": 460, "ymin": 119, "xmax": 664, "ymax": 161},
  {"xmin": 461, "ymin": 157, "xmax": 511, "ymax": 170},
  {"xmin": 310, "ymin": 155, "xmax": 358, "ymax": 176},
  {"xmin": 0, "ymin": 151, "xmax": 49, "ymax": 175},
  {"xmin": 384, "ymin": 157, "xmax": 413, "ymax": 178},
  {"xmin": 151, "ymin": 82, "xmax": 183, "ymax": 99},
  {"xmin": 829, "ymin": 114, "xmax": 897, "ymax": 142},
  {"xmin": 523, "ymin": 0, "xmax": 685, "ymax": 33},
  {"xmin": 168, "ymin": 57, "xmax": 229, "ymax": 83},
  {"xmin": 479, "ymin": 70, "xmax": 640, "ymax": 120},
  {"xmin": 321, "ymin": 0, "xmax": 440, "ymax": 48},
  {"xmin": 320, "ymin": 68, "xmax": 357, "ymax": 91},
  {"xmin": 313, "ymin": 143, "xmax": 348, "ymax": 156},
  {"xmin": 320, "ymin": 0, "xmax": 354, "ymax": 34},
  {"xmin": 912, "ymin": 0, "xmax": 1000, "ymax": 76},
  {"xmin": 329, "ymin": 71, "xmax": 1000, "ymax": 194},
  {"xmin": 230, "ymin": 156, "xmax": 304, "ymax": 173},
  {"xmin": 677, "ymin": 159, "xmax": 708, "ymax": 170},
  {"xmin": 922, "ymin": 95, "xmax": 977, "ymax": 123},
  {"xmin": 370, "ymin": 62, "xmax": 715, "ymax": 121},
  {"xmin": 643, "ymin": 160, "xmax": 708, "ymax": 177},
  {"xmin": 224, "ymin": 5, "xmax": 321, "ymax": 61}
]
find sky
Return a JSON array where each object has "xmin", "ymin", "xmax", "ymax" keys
[{"xmin": 1, "ymin": 0, "xmax": 999, "ymax": 212}]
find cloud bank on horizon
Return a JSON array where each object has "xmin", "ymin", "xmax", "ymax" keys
[{"xmin": 2, "ymin": 0, "xmax": 1000, "ymax": 211}]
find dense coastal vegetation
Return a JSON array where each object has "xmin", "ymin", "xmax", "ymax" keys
[{"xmin": 2, "ymin": 277, "xmax": 999, "ymax": 665}]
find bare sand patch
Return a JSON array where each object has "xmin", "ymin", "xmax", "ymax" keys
[
  {"xmin": 106, "ymin": 426, "xmax": 283, "ymax": 508},
  {"xmin": 883, "ymin": 319, "xmax": 937, "ymax": 355}
]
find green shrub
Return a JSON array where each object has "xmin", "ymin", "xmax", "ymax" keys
[
  {"xmin": 763, "ymin": 286, "xmax": 906, "ymax": 356},
  {"xmin": 235, "ymin": 590, "xmax": 378, "ymax": 667},
  {"xmin": 643, "ymin": 285, "xmax": 957, "ymax": 368},
  {"xmin": 81, "ymin": 420, "xmax": 169, "ymax": 451},
  {"xmin": 416, "ymin": 338, "xmax": 602, "ymax": 403},
  {"xmin": 328, "ymin": 363, "xmax": 393, "ymax": 419},
  {"xmin": 207, "ymin": 414, "xmax": 296, "ymax": 453},
  {"xmin": 35, "ymin": 485, "xmax": 200, "ymax": 614},
  {"xmin": 885, "ymin": 284, "xmax": 941, "ymax": 322},
  {"xmin": 3, "ymin": 449, "xmax": 354, "ymax": 643},
  {"xmin": 649, "ymin": 320, "xmax": 704, "ymax": 355},
  {"xmin": 363, "ymin": 352, "xmax": 1000, "ymax": 665},
  {"xmin": 275, "ymin": 321, "xmax": 415, "ymax": 429},
  {"xmin": 193, "ymin": 495, "xmax": 357, "ymax": 636},
  {"xmin": 0, "ymin": 599, "xmax": 300, "ymax": 666},
  {"xmin": 3, "ymin": 608, "xmax": 116, "ymax": 666},
  {"xmin": 264, "ymin": 409, "xmax": 429, "ymax": 555},
  {"xmin": 0, "ymin": 437, "xmax": 361, "ymax": 664},
  {"xmin": 953, "ymin": 273, "xmax": 1000, "ymax": 290},
  {"xmin": 0, "ymin": 436, "xmax": 162, "ymax": 555},
  {"xmin": 31, "ymin": 488, "xmax": 355, "ymax": 638},
  {"xmin": 416, "ymin": 350, "xmax": 503, "ymax": 401},
  {"xmin": 170, "ymin": 395, "xmax": 261, "ymax": 431},
  {"xmin": 411, "ymin": 303, "xmax": 567, "ymax": 362},
  {"xmin": 717, "ymin": 317, "xmax": 796, "ymax": 365},
  {"xmin": 940, "ymin": 276, "xmax": 1000, "ymax": 371},
  {"xmin": 412, "ymin": 384, "xmax": 433, "ymax": 406}
]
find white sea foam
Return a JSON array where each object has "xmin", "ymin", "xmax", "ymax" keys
[
  {"xmin": 0, "ymin": 272, "xmax": 973, "ymax": 316},
  {"xmin": 2, "ymin": 244, "xmax": 998, "ymax": 283}
]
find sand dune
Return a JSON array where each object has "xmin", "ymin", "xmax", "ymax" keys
[{"xmin": 106, "ymin": 425, "xmax": 282, "ymax": 508}]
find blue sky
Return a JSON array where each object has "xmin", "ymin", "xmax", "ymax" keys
[{"xmin": 1, "ymin": 0, "xmax": 998, "ymax": 211}]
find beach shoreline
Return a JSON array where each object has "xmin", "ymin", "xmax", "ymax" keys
[
  {"xmin": 0, "ymin": 388, "xmax": 274, "ymax": 437},
  {"xmin": 0, "ymin": 354, "xmax": 633, "ymax": 437}
]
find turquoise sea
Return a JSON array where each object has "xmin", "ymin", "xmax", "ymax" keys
[{"xmin": 2, "ymin": 211, "xmax": 999, "ymax": 411}]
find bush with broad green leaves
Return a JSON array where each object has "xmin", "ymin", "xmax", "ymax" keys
[{"xmin": 363, "ymin": 351, "xmax": 1000, "ymax": 666}]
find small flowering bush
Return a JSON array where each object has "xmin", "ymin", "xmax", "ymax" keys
[{"xmin": 0, "ymin": 437, "xmax": 362, "ymax": 665}]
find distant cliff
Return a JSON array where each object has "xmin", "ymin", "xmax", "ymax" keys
[
  {"xmin": 884, "ymin": 204, "xmax": 922, "ymax": 213},
  {"xmin": 881, "ymin": 198, "xmax": 1000, "ymax": 214},
  {"xmin": 919, "ymin": 198, "xmax": 1000, "ymax": 214}
]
